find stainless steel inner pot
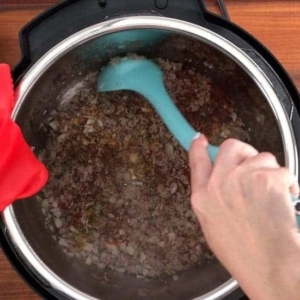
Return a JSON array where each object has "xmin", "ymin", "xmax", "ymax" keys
[{"xmin": 2, "ymin": 17, "xmax": 298, "ymax": 300}]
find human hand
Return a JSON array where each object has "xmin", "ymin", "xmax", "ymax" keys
[{"xmin": 189, "ymin": 135, "xmax": 300, "ymax": 300}]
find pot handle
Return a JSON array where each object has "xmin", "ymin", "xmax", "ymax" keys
[
  {"xmin": 197, "ymin": 0, "xmax": 230, "ymax": 21},
  {"xmin": 292, "ymin": 198, "xmax": 300, "ymax": 227}
]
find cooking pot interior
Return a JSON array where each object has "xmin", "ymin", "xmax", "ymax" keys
[{"xmin": 12, "ymin": 28, "xmax": 284, "ymax": 299}]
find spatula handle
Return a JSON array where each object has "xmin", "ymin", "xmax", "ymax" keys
[
  {"xmin": 207, "ymin": 144, "xmax": 219, "ymax": 162},
  {"xmin": 144, "ymin": 83, "xmax": 221, "ymax": 158},
  {"xmin": 291, "ymin": 196, "xmax": 300, "ymax": 228}
]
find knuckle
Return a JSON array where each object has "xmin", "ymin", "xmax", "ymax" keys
[
  {"xmin": 249, "ymin": 169, "xmax": 283, "ymax": 189},
  {"xmin": 220, "ymin": 138, "xmax": 240, "ymax": 151},
  {"xmin": 268, "ymin": 167, "xmax": 289, "ymax": 184},
  {"xmin": 277, "ymin": 167, "xmax": 292, "ymax": 184},
  {"xmin": 258, "ymin": 152, "xmax": 278, "ymax": 165},
  {"xmin": 251, "ymin": 169, "xmax": 271, "ymax": 185},
  {"xmin": 278, "ymin": 167, "xmax": 289, "ymax": 176},
  {"xmin": 220, "ymin": 138, "xmax": 257, "ymax": 157}
]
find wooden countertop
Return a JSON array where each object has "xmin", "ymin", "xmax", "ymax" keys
[{"xmin": 0, "ymin": 1, "xmax": 300, "ymax": 299}]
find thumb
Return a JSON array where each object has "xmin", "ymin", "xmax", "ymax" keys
[{"xmin": 189, "ymin": 134, "xmax": 213, "ymax": 193}]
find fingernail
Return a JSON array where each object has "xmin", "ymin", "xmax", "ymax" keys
[
  {"xmin": 192, "ymin": 133, "xmax": 208, "ymax": 148},
  {"xmin": 193, "ymin": 132, "xmax": 201, "ymax": 141}
]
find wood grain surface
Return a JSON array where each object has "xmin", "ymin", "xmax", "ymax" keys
[{"xmin": 0, "ymin": 1, "xmax": 300, "ymax": 299}]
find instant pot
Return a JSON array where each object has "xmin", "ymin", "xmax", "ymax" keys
[{"xmin": 1, "ymin": 0, "xmax": 300, "ymax": 299}]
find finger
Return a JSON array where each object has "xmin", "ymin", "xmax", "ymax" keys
[
  {"xmin": 273, "ymin": 168, "xmax": 299, "ymax": 218},
  {"xmin": 269, "ymin": 168, "xmax": 299, "ymax": 197},
  {"xmin": 240, "ymin": 155, "xmax": 299, "ymax": 197},
  {"xmin": 213, "ymin": 139, "xmax": 258, "ymax": 178},
  {"xmin": 239, "ymin": 152, "xmax": 280, "ymax": 170},
  {"xmin": 256, "ymin": 168, "xmax": 299, "ymax": 230},
  {"xmin": 189, "ymin": 134, "xmax": 213, "ymax": 192},
  {"xmin": 288, "ymin": 172, "xmax": 300, "ymax": 197}
]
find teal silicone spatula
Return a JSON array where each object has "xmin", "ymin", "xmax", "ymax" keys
[
  {"xmin": 97, "ymin": 57, "xmax": 300, "ymax": 227},
  {"xmin": 97, "ymin": 57, "xmax": 219, "ymax": 161}
]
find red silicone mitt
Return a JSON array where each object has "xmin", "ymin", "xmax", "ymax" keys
[{"xmin": 0, "ymin": 64, "xmax": 48, "ymax": 211}]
